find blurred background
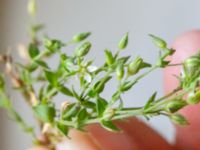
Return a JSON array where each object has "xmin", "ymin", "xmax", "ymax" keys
[{"xmin": 1, "ymin": 0, "xmax": 200, "ymax": 149}]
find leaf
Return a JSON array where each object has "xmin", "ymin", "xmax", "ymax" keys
[
  {"xmin": 44, "ymin": 71, "xmax": 58, "ymax": 86},
  {"xmin": 58, "ymin": 85, "xmax": 73, "ymax": 97},
  {"xmin": 111, "ymin": 91, "xmax": 121, "ymax": 104},
  {"xmin": 56, "ymin": 121, "xmax": 69, "ymax": 136},
  {"xmin": 77, "ymin": 108, "xmax": 88, "ymax": 124},
  {"xmin": 120, "ymin": 80, "xmax": 137, "ymax": 92},
  {"xmin": 96, "ymin": 97, "xmax": 108, "ymax": 117},
  {"xmin": 62, "ymin": 104, "xmax": 80, "ymax": 120},
  {"xmin": 100, "ymin": 120, "xmax": 121, "ymax": 132},
  {"xmin": 94, "ymin": 76, "xmax": 112, "ymax": 94},
  {"xmin": 81, "ymin": 101, "xmax": 96, "ymax": 109},
  {"xmin": 144, "ymin": 92, "xmax": 157, "ymax": 110},
  {"xmin": 28, "ymin": 43, "xmax": 40, "ymax": 59},
  {"xmin": 33, "ymin": 104, "xmax": 56, "ymax": 123},
  {"xmin": 36, "ymin": 60, "xmax": 49, "ymax": 69}
]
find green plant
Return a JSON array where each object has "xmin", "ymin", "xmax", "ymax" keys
[{"xmin": 0, "ymin": 0, "xmax": 200, "ymax": 149}]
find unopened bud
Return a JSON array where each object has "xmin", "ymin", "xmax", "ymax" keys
[
  {"xmin": 149, "ymin": 34, "xmax": 167, "ymax": 49},
  {"xmin": 170, "ymin": 114, "xmax": 189, "ymax": 126},
  {"xmin": 118, "ymin": 33, "xmax": 128, "ymax": 50},
  {"xmin": 75, "ymin": 42, "xmax": 91, "ymax": 57},
  {"xmin": 187, "ymin": 91, "xmax": 200, "ymax": 104},
  {"xmin": 116, "ymin": 63, "xmax": 124, "ymax": 80},
  {"xmin": 165, "ymin": 100, "xmax": 187, "ymax": 113},
  {"xmin": 72, "ymin": 32, "xmax": 91, "ymax": 42},
  {"xmin": 128, "ymin": 57, "xmax": 143, "ymax": 75},
  {"xmin": 28, "ymin": 0, "xmax": 37, "ymax": 18}
]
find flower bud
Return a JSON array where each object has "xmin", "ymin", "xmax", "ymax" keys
[
  {"xmin": 104, "ymin": 49, "xmax": 114, "ymax": 65},
  {"xmin": 170, "ymin": 114, "xmax": 189, "ymax": 125},
  {"xmin": 128, "ymin": 57, "xmax": 143, "ymax": 75},
  {"xmin": 72, "ymin": 32, "xmax": 91, "ymax": 42},
  {"xmin": 149, "ymin": 34, "xmax": 167, "ymax": 49},
  {"xmin": 75, "ymin": 42, "xmax": 91, "ymax": 57},
  {"xmin": 118, "ymin": 33, "xmax": 128, "ymax": 50},
  {"xmin": 28, "ymin": 0, "xmax": 37, "ymax": 18},
  {"xmin": 187, "ymin": 91, "xmax": 200, "ymax": 104},
  {"xmin": 116, "ymin": 63, "xmax": 124, "ymax": 80},
  {"xmin": 165, "ymin": 100, "xmax": 187, "ymax": 113},
  {"xmin": 183, "ymin": 53, "xmax": 200, "ymax": 77}
]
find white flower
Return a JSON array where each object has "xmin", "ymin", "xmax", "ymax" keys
[{"xmin": 87, "ymin": 65, "xmax": 98, "ymax": 73}]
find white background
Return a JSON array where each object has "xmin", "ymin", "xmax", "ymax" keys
[{"xmin": 1, "ymin": 0, "xmax": 200, "ymax": 149}]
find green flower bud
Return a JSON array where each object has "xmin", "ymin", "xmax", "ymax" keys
[
  {"xmin": 183, "ymin": 53, "xmax": 200, "ymax": 77},
  {"xmin": 128, "ymin": 57, "xmax": 143, "ymax": 75},
  {"xmin": 104, "ymin": 49, "xmax": 115, "ymax": 65},
  {"xmin": 28, "ymin": 0, "xmax": 37, "ymax": 18},
  {"xmin": 170, "ymin": 114, "xmax": 189, "ymax": 126},
  {"xmin": 149, "ymin": 34, "xmax": 167, "ymax": 49},
  {"xmin": 187, "ymin": 91, "xmax": 200, "ymax": 104},
  {"xmin": 118, "ymin": 33, "xmax": 128, "ymax": 50},
  {"xmin": 45, "ymin": 39, "xmax": 64, "ymax": 53},
  {"xmin": 165, "ymin": 100, "xmax": 187, "ymax": 113},
  {"xmin": 72, "ymin": 32, "xmax": 91, "ymax": 42},
  {"xmin": 75, "ymin": 42, "xmax": 91, "ymax": 57},
  {"xmin": 116, "ymin": 63, "xmax": 124, "ymax": 80}
]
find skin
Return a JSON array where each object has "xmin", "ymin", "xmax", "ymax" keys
[{"xmin": 28, "ymin": 30, "xmax": 200, "ymax": 150}]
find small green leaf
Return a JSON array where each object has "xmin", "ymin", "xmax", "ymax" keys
[
  {"xmin": 118, "ymin": 33, "xmax": 128, "ymax": 50},
  {"xmin": 62, "ymin": 103, "xmax": 80, "ymax": 120},
  {"xmin": 149, "ymin": 34, "xmax": 167, "ymax": 49},
  {"xmin": 144, "ymin": 92, "xmax": 157, "ymax": 110},
  {"xmin": 105, "ymin": 49, "xmax": 115, "ymax": 65},
  {"xmin": 28, "ymin": 43, "xmax": 40, "ymax": 59},
  {"xmin": 77, "ymin": 108, "xmax": 88, "ymax": 123},
  {"xmin": 72, "ymin": 32, "xmax": 91, "ymax": 42},
  {"xmin": 75, "ymin": 42, "xmax": 91, "ymax": 57},
  {"xmin": 96, "ymin": 97, "xmax": 108, "ymax": 117},
  {"xmin": 94, "ymin": 76, "xmax": 112, "ymax": 94},
  {"xmin": 120, "ymin": 80, "xmax": 137, "ymax": 92},
  {"xmin": 33, "ymin": 104, "xmax": 56, "ymax": 123},
  {"xmin": 58, "ymin": 85, "xmax": 73, "ymax": 97},
  {"xmin": 111, "ymin": 91, "xmax": 121, "ymax": 104},
  {"xmin": 100, "ymin": 120, "xmax": 121, "ymax": 132},
  {"xmin": 44, "ymin": 71, "xmax": 58, "ymax": 86},
  {"xmin": 56, "ymin": 121, "xmax": 69, "ymax": 136},
  {"xmin": 36, "ymin": 60, "xmax": 49, "ymax": 69}
]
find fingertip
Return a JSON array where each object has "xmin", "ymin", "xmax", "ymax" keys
[{"xmin": 164, "ymin": 29, "xmax": 200, "ymax": 149}]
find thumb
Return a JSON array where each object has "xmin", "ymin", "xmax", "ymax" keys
[{"xmin": 164, "ymin": 30, "xmax": 200, "ymax": 150}]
